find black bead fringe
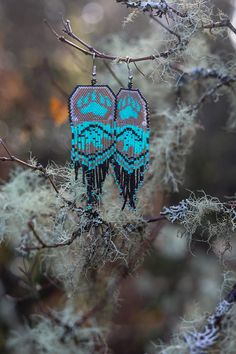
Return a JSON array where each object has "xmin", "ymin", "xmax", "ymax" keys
[
  {"xmin": 74, "ymin": 160, "xmax": 110, "ymax": 206},
  {"xmin": 113, "ymin": 162, "xmax": 145, "ymax": 210}
]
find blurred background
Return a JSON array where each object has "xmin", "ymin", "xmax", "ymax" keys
[{"xmin": 0, "ymin": 0, "xmax": 236, "ymax": 353}]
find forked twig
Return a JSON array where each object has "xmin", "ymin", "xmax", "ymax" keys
[
  {"xmin": 26, "ymin": 221, "xmax": 79, "ymax": 251},
  {"xmin": 44, "ymin": 18, "xmax": 182, "ymax": 63}
]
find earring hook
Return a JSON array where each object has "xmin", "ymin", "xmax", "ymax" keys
[
  {"xmin": 126, "ymin": 57, "xmax": 133, "ymax": 89},
  {"xmin": 91, "ymin": 53, "xmax": 97, "ymax": 86}
]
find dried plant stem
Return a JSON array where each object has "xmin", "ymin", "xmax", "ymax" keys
[
  {"xmin": 44, "ymin": 19, "xmax": 182, "ymax": 63},
  {"xmin": 149, "ymin": 14, "xmax": 181, "ymax": 43},
  {"xmin": 147, "ymin": 215, "xmax": 166, "ymax": 223},
  {"xmin": 203, "ymin": 19, "xmax": 236, "ymax": 35},
  {"xmin": 0, "ymin": 139, "xmax": 59, "ymax": 194},
  {"xmin": 26, "ymin": 221, "xmax": 79, "ymax": 251},
  {"xmin": 45, "ymin": 15, "xmax": 236, "ymax": 64},
  {"xmin": 191, "ymin": 77, "xmax": 236, "ymax": 112}
]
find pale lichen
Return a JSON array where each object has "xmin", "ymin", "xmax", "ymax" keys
[
  {"xmin": 8, "ymin": 301, "xmax": 108, "ymax": 354},
  {"xmin": 162, "ymin": 194, "xmax": 236, "ymax": 256}
]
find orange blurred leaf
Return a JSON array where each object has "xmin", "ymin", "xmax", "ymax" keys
[{"xmin": 49, "ymin": 96, "xmax": 68, "ymax": 126}]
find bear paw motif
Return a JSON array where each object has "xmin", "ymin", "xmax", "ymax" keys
[
  {"xmin": 77, "ymin": 91, "xmax": 112, "ymax": 117},
  {"xmin": 117, "ymin": 96, "xmax": 141, "ymax": 120}
]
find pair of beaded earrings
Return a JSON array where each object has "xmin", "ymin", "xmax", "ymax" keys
[{"xmin": 69, "ymin": 56, "xmax": 149, "ymax": 210}]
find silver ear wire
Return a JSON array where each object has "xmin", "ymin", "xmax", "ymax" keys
[
  {"xmin": 126, "ymin": 58, "xmax": 133, "ymax": 89},
  {"xmin": 91, "ymin": 53, "xmax": 97, "ymax": 86}
]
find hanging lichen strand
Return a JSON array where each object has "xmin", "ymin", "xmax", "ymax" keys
[
  {"xmin": 113, "ymin": 88, "xmax": 150, "ymax": 209},
  {"xmin": 69, "ymin": 85, "xmax": 116, "ymax": 206}
]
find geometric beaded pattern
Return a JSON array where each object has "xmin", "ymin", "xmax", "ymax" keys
[
  {"xmin": 113, "ymin": 88, "xmax": 150, "ymax": 209},
  {"xmin": 69, "ymin": 85, "xmax": 116, "ymax": 169},
  {"xmin": 69, "ymin": 85, "xmax": 116, "ymax": 205}
]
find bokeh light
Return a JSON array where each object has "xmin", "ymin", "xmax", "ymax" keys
[{"xmin": 81, "ymin": 2, "xmax": 104, "ymax": 25}]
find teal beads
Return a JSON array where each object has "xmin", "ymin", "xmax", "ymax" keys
[
  {"xmin": 113, "ymin": 88, "xmax": 149, "ymax": 209},
  {"xmin": 117, "ymin": 95, "xmax": 141, "ymax": 120},
  {"xmin": 69, "ymin": 85, "xmax": 116, "ymax": 206},
  {"xmin": 76, "ymin": 91, "xmax": 112, "ymax": 117},
  {"xmin": 69, "ymin": 85, "xmax": 149, "ymax": 210}
]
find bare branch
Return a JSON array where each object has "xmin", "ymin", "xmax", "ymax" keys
[
  {"xmin": 149, "ymin": 13, "xmax": 181, "ymax": 43},
  {"xmin": 25, "ymin": 222, "xmax": 80, "ymax": 251},
  {"xmin": 192, "ymin": 76, "xmax": 236, "ymax": 112},
  {"xmin": 44, "ymin": 18, "xmax": 182, "ymax": 63},
  {"xmin": 176, "ymin": 69, "xmax": 236, "ymax": 113},
  {"xmin": 0, "ymin": 138, "xmax": 59, "ymax": 194},
  {"xmin": 28, "ymin": 221, "xmax": 47, "ymax": 247},
  {"xmin": 203, "ymin": 19, "xmax": 236, "ymax": 36},
  {"xmin": 147, "ymin": 215, "xmax": 166, "ymax": 223}
]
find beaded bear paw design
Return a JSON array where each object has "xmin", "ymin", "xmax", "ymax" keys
[
  {"xmin": 117, "ymin": 95, "xmax": 141, "ymax": 120},
  {"xmin": 69, "ymin": 59, "xmax": 150, "ymax": 210},
  {"xmin": 113, "ymin": 88, "xmax": 149, "ymax": 209},
  {"xmin": 69, "ymin": 85, "xmax": 116, "ymax": 206},
  {"xmin": 76, "ymin": 91, "xmax": 112, "ymax": 117}
]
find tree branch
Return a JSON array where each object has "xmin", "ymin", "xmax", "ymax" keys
[
  {"xmin": 116, "ymin": 0, "xmax": 187, "ymax": 18},
  {"xmin": 25, "ymin": 221, "xmax": 80, "ymax": 251},
  {"xmin": 203, "ymin": 19, "xmax": 236, "ymax": 36},
  {"xmin": 45, "ymin": 13, "xmax": 236, "ymax": 69},
  {"xmin": 149, "ymin": 14, "xmax": 181, "ymax": 43},
  {"xmin": 44, "ymin": 18, "xmax": 182, "ymax": 63},
  {"xmin": 191, "ymin": 76, "xmax": 236, "ymax": 112},
  {"xmin": 0, "ymin": 139, "xmax": 59, "ymax": 194}
]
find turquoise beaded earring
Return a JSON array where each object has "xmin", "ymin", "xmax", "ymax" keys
[
  {"xmin": 69, "ymin": 54, "xmax": 116, "ymax": 206},
  {"xmin": 113, "ymin": 61, "xmax": 150, "ymax": 209}
]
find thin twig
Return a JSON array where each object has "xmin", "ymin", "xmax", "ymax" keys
[
  {"xmin": 45, "ymin": 12, "xmax": 236, "ymax": 67},
  {"xmin": 62, "ymin": 17, "xmax": 99, "ymax": 54},
  {"xmin": 147, "ymin": 215, "xmax": 166, "ymax": 223},
  {"xmin": 25, "ymin": 222, "xmax": 79, "ymax": 251},
  {"xmin": 0, "ymin": 139, "xmax": 59, "ymax": 194},
  {"xmin": 190, "ymin": 77, "xmax": 236, "ymax": 112},
  {"xmin": 28, "ymin": 221, "xmax": 47, "ymax": 247},
  {"xmin": 45, "ymin": 18, "xmax": 181, "ymax": 63},
  {"xmin": 150, "ymin": 14, "xmax": 181, "ymax": 43},
  {"xmin": 44, "ymin": 19, "xmax": 94, "ymax": 56},
  {"xmin": 133, "ymin": 62, "xmax": 147, "ymax": 77},
  {"xmin": 203, "ymin": 19, "xmax": 236, "ymax": 36},
  {"xmin": 131, "ymin": 218, "xmax": 165, "ymax": 269}
]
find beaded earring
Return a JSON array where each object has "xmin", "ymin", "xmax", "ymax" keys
[
  {"xmin": 113, "ymin": 61, "xmax": 150, "ymax": 209},
  {"xmin": 69, "ymin": 54, "xmax": 116, "ymax": 206}
]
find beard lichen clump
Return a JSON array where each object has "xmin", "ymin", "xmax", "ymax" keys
[
  {"xmin": 8, "ymin": 301, "xmax": 108, "ymax": 354},
  {"xmin": 150, "ymin": 106, "xmax": 199, "ymax": 192},
  {"xmin": 48, "ymin": 172, "xmax": 148, "ymax": 292},
  {"xmin": 0, "ymin": 167, "xmax": 58, "ymax": 245},
  {"xmin": 0, "ymin": 164, "xmax": 147, "ymax": 292},
  {"xmin": 154, "ymin": 274, "xmax": 236, "ymax": 354},
  {"xmin": 162, "ymin": 194, "xmax": 236, "ymax": 255}
]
